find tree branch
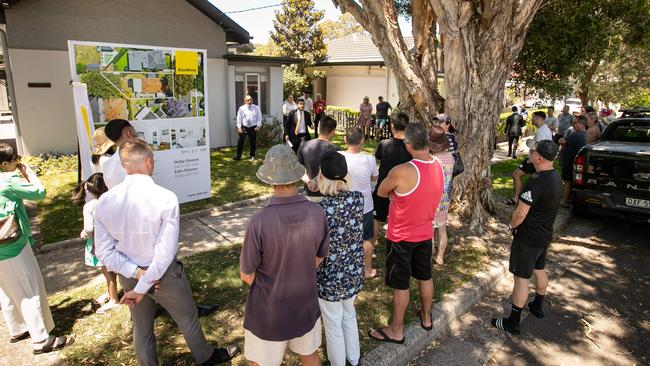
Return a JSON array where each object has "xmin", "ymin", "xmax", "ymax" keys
[{"xmin": 332, "ymin": 0, "xmax": 369, "ymax": 29}]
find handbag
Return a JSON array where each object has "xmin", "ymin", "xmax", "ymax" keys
[
  {"xmin": 0, "ymin": 213, "xmax": 20, "ymax": 245},
  {"xmin": 452, "ymin": 152, "xmax": 464, "ymax": 177}
]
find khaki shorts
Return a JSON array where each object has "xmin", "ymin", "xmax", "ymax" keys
[{"xmin": 244, "ymin": 318, "xmax": 322, "ymax": 366}]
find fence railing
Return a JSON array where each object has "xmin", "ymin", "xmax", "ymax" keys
[{"xmin": 325, "ymin": 106, "xmax": 392, "ymax": 140}]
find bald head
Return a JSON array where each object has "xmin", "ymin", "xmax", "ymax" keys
[{"xmin": 119, "ymin": 138, "xmax": 154, "ymax": 175}]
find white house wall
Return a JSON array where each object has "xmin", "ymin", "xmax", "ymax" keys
[
  {"xmin": 269, "ymin": 66, "xmax": 283, "ymax": 123},
  {"xmin": 4, "ymin": 0, "xmax": 231, "ymax": 154},
  {"xmin": 9, "ymin": 49, "xmax": 76, "ymax": 155},
  {"xmin": 314, "ymin": 65, "xmax": 389, "ymax": 110},
  {"xmin": 207, "ymin": 58, "xmax": 229, "ymax": 148}
]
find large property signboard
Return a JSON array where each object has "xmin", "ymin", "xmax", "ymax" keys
[{"xmin": 68, "ymin": 41, "xmax": 210, "ymax": 203}]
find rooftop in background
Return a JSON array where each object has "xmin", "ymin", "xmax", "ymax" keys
[
  {"xmin": 0, "ymin": 0, "xmax": 252, "ymax": 44},
  {"xmin": 319, "ymin": 32, "xmax": 415, "ymax": 66}
]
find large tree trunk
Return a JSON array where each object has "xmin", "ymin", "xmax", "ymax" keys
[
  {"xmin": 577, "ymin": 58, "xmax": 601, "ymax": 106},
  {"xmin": 332, "ymin": 0, "xmax": 444, "ymax": 123},
  {"xmin": 431, "ymin": 0, "xmax": 542, "ymax": 231}
]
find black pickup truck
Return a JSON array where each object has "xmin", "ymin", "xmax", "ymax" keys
[{"xmin": 572, "ymin": 112, "xmax": 650, "ymax": 223}]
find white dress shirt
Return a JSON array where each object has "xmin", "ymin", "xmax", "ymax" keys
[
  {"xmin": 296, "ymin": 110, "xmax": 307, "ymax": 133},
  {"xmin": 303, "ymin": 97, "xmax": 313, "ymax": 113},
  {"xmin": 94, "ymin": 174, "xmax": 180, "ymax": 294},
  {"xmin": 101, "ymin": 151, "xmax": 126, "ymax": 190},
  {"xmin": 282, "ymin": 101, "xmax": 297, "ymax": 116},
  {"xmin": 236, "ymin": 104, "xmax": 262, "ymax": 128}
]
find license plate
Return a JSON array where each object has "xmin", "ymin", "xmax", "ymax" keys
[{"xmin": 625, "ymin": 197, "xmax": 650, "ymax": 209}]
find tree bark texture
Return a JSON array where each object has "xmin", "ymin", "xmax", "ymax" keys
[
  {"xmin": 578, "ymin": 58, "xmax": 601, "ymax": 106},
  {"xmin": 430, "ymin": 0, "xmax": 542, "ymax": 231},
  {"xmin": 332, "ymin": 0, "xmax": 444, "ymax": 123}
]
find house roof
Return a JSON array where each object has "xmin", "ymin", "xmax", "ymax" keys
[
  {"xmin": 0, "ymin": 0, "xmax": 251, "ymax": 44},
  {"xmin": 319, "ymin": 32, "xmax": 415, "ymax": 66},
  {"xmin": 223, "ymin": 54, "xmax": 303, "ymax": 65}
]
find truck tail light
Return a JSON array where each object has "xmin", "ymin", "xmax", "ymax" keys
[{"xmin": 574, "ymin": 155, "xmax": 586, "ymax": 186}]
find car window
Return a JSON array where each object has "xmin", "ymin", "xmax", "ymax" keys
[{"xmin": 607, "ymin": 124, "xmax": 650, "ymax": 143}]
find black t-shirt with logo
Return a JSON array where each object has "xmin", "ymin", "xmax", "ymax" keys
[
  {"xmin": 515, "ymin": 169, "xmax": 562, "ymax": 248},
  {"xmin": 374, "ymin": 138, "xmax": 412, "ymax": 187}
]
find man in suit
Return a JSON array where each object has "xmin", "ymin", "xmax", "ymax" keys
[{"xmin": 284, "ymin": 98, "xmax": 313, "ymax": 153}]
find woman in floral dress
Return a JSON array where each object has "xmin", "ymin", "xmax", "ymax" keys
[
  {"xmin": 316, "ymin": 151, "xmax": 364, "ymax": 366},
  {"xmin": 429, "ymin": 126, "xmax": 454, "ymax": 266},
  {"xmin": 357, "ymin": 96, "xmax": 373, "ymax": 137}
]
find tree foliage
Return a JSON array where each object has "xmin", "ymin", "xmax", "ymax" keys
[
  {"xmin": 514, "ymin": 0, "xmax": 650, "ymax": 104},
  {"xmin": 252, "ymin": 39, "xmax": 280, "ymax": 57},
  {"xmin": 271, "ymin": 0, "xmax": 327, "ymax": 96},
  {"xmin": 319, "ymin": 13, "xmax": 363, "ymax": 42},
  {"xmin": 271, "ymin": 0, "xmax": 327, "ymax": 67},
  {"xmin": 81, "ymin": 71, "xmax": 122, "ymax": 99}
]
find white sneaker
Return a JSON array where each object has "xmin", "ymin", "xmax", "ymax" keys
[
  {"xmin": 96, "ymin": 300, "xmax": 119, "ymax": 314},
  {"xmin": 95, "ymin": 292, "xmax": 109, "ymax": 304}
]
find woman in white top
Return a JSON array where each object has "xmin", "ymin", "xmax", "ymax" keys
[{"xmin": 282, "ymin": 95, "xmax": 297, "ymax": 126}]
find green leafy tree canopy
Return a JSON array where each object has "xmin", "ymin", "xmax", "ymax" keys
[
  {"xmin": 271, "ymin": 0, "xmax": 327, "ymax": 67},
  {"xmin": 81, "ymin": 71, "xmax": 122, "ymax": 99},
  {"xmin": 319, "ymin": 13, "xmax": 363, "ymax": 42}
]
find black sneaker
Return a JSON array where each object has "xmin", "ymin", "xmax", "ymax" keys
[
  {"xmin": 528, "ymin": 302, "xmax": 545, "ymax": 318},
  {"xmin": 491, "ymin": 318, "xmax": 520, "ymax": 335},
  {"xmin": 201, "ymin": 345, "xmax": 240, "ymax": 365}
]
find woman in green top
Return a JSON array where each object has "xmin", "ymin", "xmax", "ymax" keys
[{"xmin": 0, "ymin": 143, "xmax": 72, "ymax": 353}]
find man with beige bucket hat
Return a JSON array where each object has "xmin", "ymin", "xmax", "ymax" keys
[{"xmin": 240, "ymin": 145, "xmax": 330, "ymax": 366}]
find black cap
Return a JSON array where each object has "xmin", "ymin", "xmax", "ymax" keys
[
  {"xmin": 104, "ymin": 119, "xmax": 133, "ymax": 143},
  {"xmin": 528, "ymin": 140, "xmax": 559, "ymax": 161},
  {"xmin": 320, "ymin": 151, "xmax": 347, "ymax": 182}
]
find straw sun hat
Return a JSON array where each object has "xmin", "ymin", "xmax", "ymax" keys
[
  {"xmin": 256, "ymin": 145, "xmax": 306, "ymax": 185},
  {"xmin": 92, "ymin": 127, "xmax": 115, "ymax": 155}
]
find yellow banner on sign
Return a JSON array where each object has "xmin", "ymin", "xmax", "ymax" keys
[{"xmin": 175, "ymin": 51, "xmax": 199, "ymax": 75}]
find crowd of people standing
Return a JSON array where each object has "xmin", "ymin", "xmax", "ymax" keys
[{"xmin": 0, "ymin": 92, "xmax": 603, "ymax": 365}]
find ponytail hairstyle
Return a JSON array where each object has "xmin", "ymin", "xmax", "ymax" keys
[{"xmin": 72, "ymin": 173, "xmax": 108, "ymax": 205}]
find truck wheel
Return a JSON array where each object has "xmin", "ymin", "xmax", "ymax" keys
[{"xmin": 572, "ymin": 202, "xmax": 589, "ymax": 217}]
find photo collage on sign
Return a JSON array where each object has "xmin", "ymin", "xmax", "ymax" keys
[{"xmin": 73, "ymin": 45, "xmax": 206, "ymax": 151}]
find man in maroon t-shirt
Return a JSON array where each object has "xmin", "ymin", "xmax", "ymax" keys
[{"xmin": 240, "ymin": 145, "xmax": 329, "ymax": 365}]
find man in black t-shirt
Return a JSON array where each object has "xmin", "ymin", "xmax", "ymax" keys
[
  {"xmin": 505, "ymin": 106, "xmax": 525, "ymax": 158},
  {"xmin": 372, "ymin": 113, "xmax": 411, "ymax": 238},
  {"xmin": 374, "ymin": 96, "xmax": 393, "ymax": 133},
  {"xmin": 492, "ymin": 140, "xmax": 562, "ymax": 335}
]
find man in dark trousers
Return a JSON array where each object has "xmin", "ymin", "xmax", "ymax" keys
[
  {"xmin": 492, "ymin": 140, "xmax": 562, "ymax": 335},
  {"xmin": 234, "ymin": 95, "xmax": 262, "ymax": 161},
  {"xmin": 505, "ymin": 106, "xmax": 525, "ymax": 158},
  {"xmin": 284, "ymin": 99, "xmax": 313, "ymax": 153}
]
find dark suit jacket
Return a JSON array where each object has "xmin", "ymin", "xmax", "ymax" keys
[{"xmin": 284, "ymin": 109, "xmax": 313, "ymax": 143}]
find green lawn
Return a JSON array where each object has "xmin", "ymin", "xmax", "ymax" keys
[
  {"xmin": 57, "ymin": 227, "xmax": 487, "ymax": 365},
  {"xmin": 30, "ymin": 133, "xmax": 379, "ymax": 245}
]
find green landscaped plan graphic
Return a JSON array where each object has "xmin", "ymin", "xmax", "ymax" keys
[{"xmin": 72, "ymin": 45, "xmax": 205, "ymax": 124}]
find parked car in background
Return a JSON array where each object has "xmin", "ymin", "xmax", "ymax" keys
[{"xmin": 572, "ymin": 111, "xmax": 650, "ymax": 222}]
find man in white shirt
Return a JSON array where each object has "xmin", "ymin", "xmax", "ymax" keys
[
  {"xmin": 102, "ymin": 119, "xmax": 136, "ymax": 190},
  {"xmin": 94, "ymin": 139, "xmax": 239, "ymax": 366},
  {"xmin": 506, "ymin": 111, "xmax": 555, "ymax": 206},
  {"xmin": 302, "ymin": 91, "xmax": 313, "ymax": 114},
  {"xmin": 235, "ymin": 95, "xmax": 262, "ymax": 161},
  {"xmin": 339, "ymin": 127, "xmax": 379, "ymax": 279}
]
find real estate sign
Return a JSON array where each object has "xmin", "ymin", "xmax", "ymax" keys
[{"xmin": 68, "ymin": 41, "xmax": 210, "ymax": 203}]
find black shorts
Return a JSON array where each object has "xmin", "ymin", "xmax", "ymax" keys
[
  {"xmin": 373, "ymin": 189, "xmax": 389, "ymax": 222},
  {"xmin": 518, "ymin": 158, "xmax": 535, "ymax": 175},
  {"xmin": 385, "ymin": 239, "xmax": 433, "ymax": 290},
  {"xmin": 509, "ymin": 238, "xmax": 548, "ymax": 279}
]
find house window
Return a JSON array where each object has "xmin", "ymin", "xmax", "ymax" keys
[{"xmin": 235, "ymin": 73, "xmax": 268, "ymax": 114}]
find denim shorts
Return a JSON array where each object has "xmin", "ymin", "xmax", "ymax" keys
[{"xmin": 362, "ymin": 211, "xmax": 374, "ymax": 241}]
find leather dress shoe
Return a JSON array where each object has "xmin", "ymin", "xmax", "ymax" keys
[
  {"xmin": 201, "ymin": 344, "xmax": 240, "ymax": 365},
  {"xmin": 197, "ymin": 304, "xmax": 219, "ymax": 317}
]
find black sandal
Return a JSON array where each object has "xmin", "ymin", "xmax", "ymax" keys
[
  {"xmin": 33, "ymin": 335, "xmax": 74, "ymax": 354},
  {"xmin": 368, "ymin": 329, "xmax": 405, "ymax": 344},
  {"xmin": 417, "ymin": 309, "xmax": 433, "ymax": 331},
  {"xmin": 9, "ymin": 331, "xmax": 30, "ymax": 343}
]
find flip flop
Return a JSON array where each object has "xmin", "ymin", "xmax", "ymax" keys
[
  {"xmin": 368, "ymin": 329, "xmax": 405, "ymax": 344},
  {"xmin": 417, "ymin": 309, "xmax": 433, "ymax": 331},
  {"xmin": 9, "ymin": 331, "xmax": 30, "ymax": 343}
]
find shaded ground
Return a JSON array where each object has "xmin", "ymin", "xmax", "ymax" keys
[{"xmin": 410, "ymin": 216, "xmax": 650, "ymax": 366}]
